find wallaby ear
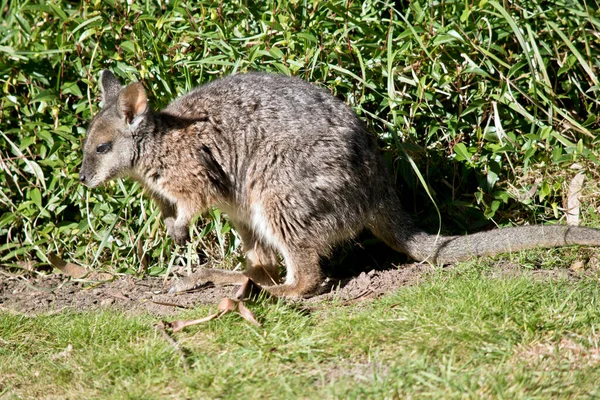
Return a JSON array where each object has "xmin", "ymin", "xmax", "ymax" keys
[
  {"xmin": 118, "ymin": 82, "xmax": 148, "ymax": 124},
  {"xmin": 99, "ymin": 70, "xmax": 122, "ymax": 105}
]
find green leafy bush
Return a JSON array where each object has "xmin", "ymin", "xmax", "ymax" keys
[{"xmin": 1, "ymin": 0, "xmax": 599, "ymax": 271}]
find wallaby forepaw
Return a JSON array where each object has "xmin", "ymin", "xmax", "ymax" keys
[
  {"xmin": 171, "ymin": 231, "xmax": 190, "ymax": 246},
  {"xmin": 164, "ymin": 218, "xmax": 190, "ymax": 245}
]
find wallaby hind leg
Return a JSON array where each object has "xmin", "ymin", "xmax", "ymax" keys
[{"xmin": 263, "ymin": 247, "xmax": 322, "ymax": 298}]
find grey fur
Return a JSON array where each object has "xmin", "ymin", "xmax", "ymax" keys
[{"xmin": 80, "ymin": 71, "xmax": 600, "ymax": 297}]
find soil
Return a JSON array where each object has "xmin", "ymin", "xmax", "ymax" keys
[
  {"xmin": 0, "ymin": 263, "xmax": 428, "ymax": 316},
  {"xmin": 0, "ymin": 261, "xmax": 584, "ymax": 317}
]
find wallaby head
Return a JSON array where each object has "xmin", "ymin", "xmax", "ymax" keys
[{"xmin": 79, "ymin": 70, "xmax": 152, "ymax": 187}]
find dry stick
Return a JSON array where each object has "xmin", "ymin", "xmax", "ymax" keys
[
  {"xmin": 155, "ymin": 321, "xmax": 190, "ymax": 373},
  {"xmin": 566, "ymin": 169, "xmax": 585, "ymax": 226},
  {"xmin": 170, "ymin": 298, "xmax": 237, "ymax": 332},
  {"xmin": 168, "ymin": 296, "xmax": 261, "ymax": 332},
  {"xmin": 150, "ymin": 300, "xmax": 193, "ymax": 309},
  {"xmin": 170, "ymin": 310, "xmax": 226, "ymax": 333},
  {"xmin": 166, "ymin": 280, "xmax": 263, "ymax": 334}
]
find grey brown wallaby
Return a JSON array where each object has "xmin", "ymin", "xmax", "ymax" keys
[{"xmin": 80, "ymin": 70, "xmax": 600, "ymax": 297}]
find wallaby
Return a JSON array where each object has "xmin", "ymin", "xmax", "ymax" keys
[{"xmin": 80, "ymin": 70, "xmax": 600, "ymax": 297}]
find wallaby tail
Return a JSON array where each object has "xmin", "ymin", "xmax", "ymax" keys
[
  {"xmin": 401, "ymin": 225, "xmax": 600, "ymax": 264},
  {"xmin": 369, "ymin": 194, "xmax": 600, "ymax": 263}
]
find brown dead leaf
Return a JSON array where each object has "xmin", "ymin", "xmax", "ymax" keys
[
  {"xmin": 238, "ymin": 301, "xmax": 261, "ymax": 327},
  {"xmin": 48, "ymin": 254, "xmax": 88, "ymax": 279},
  {"xmin": 570, "ymin": 260, "xmax": 586, "ymax": 273},
  {"xmin": 217, "ymin": 297, "xmax": 238, "ymax": 312},
  {"xmin": 589, "ymin": 256, "xmax": 600, "ymax": 272},
  {"xmin": 566, "ymin": 170, "xmax": 585, "ymax": 226},
  {"xmin": 16, "ymin": 261, "xmax": 35, "ymax": 272},
  {"xmin": 137, "ymin": 240, "xmax": 149, "ymax": 274}
]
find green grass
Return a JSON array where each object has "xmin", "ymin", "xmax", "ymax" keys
[
  {"xmin": 2, "ymin": 2, "xmax": 600, "ymax": 397},
  {"xmin": 2, "ymin": 268, "xmax": 600, "ymax": 399}
]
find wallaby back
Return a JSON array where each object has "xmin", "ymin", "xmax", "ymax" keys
[{"xmin": 80, "ymin": 71, "xmax": 600, "ymax": 297}]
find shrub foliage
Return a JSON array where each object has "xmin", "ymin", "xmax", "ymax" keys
[{"xmin": 1, "ymin": 0, "xmax": 599, "ymax": 271}]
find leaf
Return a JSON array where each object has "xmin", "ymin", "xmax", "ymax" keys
[
  {"xmin": 48, "ymin": 254, "xmax": 88, "ymax": 279},
  {"xmin": 120, "ymin": 40, "xmax": 135, "ymax": 53},
  {"xmin": 238, "ymin": 301, "xmax": 261, "ymax": 327},
  {"xmin": 22, "ymin": 160, "xmax": 46, "ymax": 187},
  {"xmin": 0, "ymin": 130, "xmax": 46, "ymax": 190},
  {"xmin": 31, "ymin": 90, "xmax": 58, "ymax": 103},
  {"xmin": 296, "ymin": 32, "xmax": 317, "ymax": 43},
  {"xmin": 539, "ymin": 181, "xmax": 551, "ymax": 201},
  {"xmin": 486, "ymin": 160, "xmax": 500, "ymax": 190},
  {"xmin": 217, "ymin": 297, "xmax": 238, "ymax": 312},
  {"xmin": 70, "ymin": 15, "xmax": 103, "ymax": 38},
  {"xmin": 453, "ymin": 143, "xmax": 471, "ymax": 162},
  {"xmin": 29, "ymin": 188, "xmax": 42, "ymax": 209},
  {"xmin": 566, "ymin": 171, "xmax": 585, "ymax": 226},
  {"xmin": 547, "ymin": 21, "xmax": 599, "ymax": 86},
  {"xmin": 62, "ymin": 82, "xmax": 83, "ymax": 97}
]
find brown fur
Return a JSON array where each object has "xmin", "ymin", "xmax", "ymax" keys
[{"xmin": 80, "ymin": 70, "xmax": 600, "ymax": 297}]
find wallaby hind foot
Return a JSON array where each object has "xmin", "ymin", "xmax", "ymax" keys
[{"xmin": 168, "ymin": 268, "xmax": 247, "ymax": 294}]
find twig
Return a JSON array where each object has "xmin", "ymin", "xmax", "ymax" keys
[
  {"xmin": 155, "ymin": 321, "xmax": 190, "ymax": 373},
  {"xmin": 150, "ymin": 300, "xmax": 192, "ymax": 309}
]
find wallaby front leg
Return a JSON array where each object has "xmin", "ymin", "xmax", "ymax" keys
[
  {"xmin": 169, "ymin": 206, "xmax": 194, "ymax": 245},
  {"xmin": 153, "ymin": 196, "xmax": 176, "ymax": 224},
  {"xmin": 154, "ymin": 196, "xmax": 193, "ymax": 245}
]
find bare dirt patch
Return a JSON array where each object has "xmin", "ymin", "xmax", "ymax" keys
[
  {"xmin": 514, "ymin": 337, "xmax": 600, "ymax": 369},
  {"xmin": 0, "ymin": 263, "xmax": 430, "ymax": 316},
  {"xmin": 0, "ymin": 261, "xmax": 587, "ymax": 316}
]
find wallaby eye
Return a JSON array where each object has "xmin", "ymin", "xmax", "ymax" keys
[{"xmin": 96, "ymin": 142, "xmax": 112, "ymax": 154}]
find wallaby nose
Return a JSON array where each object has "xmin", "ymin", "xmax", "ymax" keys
[{"xmin": 78, "ymin": 173, "xmax": 86, "ymax": 183}]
